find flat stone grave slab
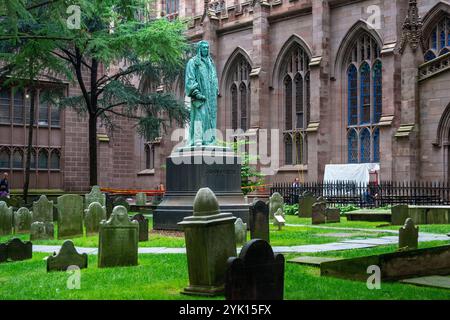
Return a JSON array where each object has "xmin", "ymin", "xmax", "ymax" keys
[
  {"xmin": 400, "ymin": 276, "xmax": 450, "ymax": 289},
  {"xmin": 341, "ymin": 238, "xmax": 396, "ymax": 245},
  {"xmin": 320, "ymin": 244, "xmax": 450, "ymax": 281},
  {"xmin": 287, "ymin": 256, "xmax": 343, "ymax": 266},
  {"xmin": 345, "ymin": 209, "xmax": 391, "ymax": 222}
]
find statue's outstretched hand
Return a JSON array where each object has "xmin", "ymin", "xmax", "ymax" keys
[{"xmin": 196, "ymin": 94, "xmax": 206, "ymax": 102}]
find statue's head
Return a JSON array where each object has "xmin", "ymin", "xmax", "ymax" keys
[{"xmin": 197, "ymin": 40, "xmax": 210, "ymax": 58}]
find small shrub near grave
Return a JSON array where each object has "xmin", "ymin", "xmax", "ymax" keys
[{"xmin": 283, "ymin": 204, "xmax": 298, "ymax": 216}]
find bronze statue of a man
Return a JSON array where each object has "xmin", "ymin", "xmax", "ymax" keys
[{"xmin": 185, "ymin": 41, "xmax": 218, "ymax": 146}]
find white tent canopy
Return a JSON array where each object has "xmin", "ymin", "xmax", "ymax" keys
[{"xmin": 324, "ymin": 163, "xmax": 380, "ymax": 186}]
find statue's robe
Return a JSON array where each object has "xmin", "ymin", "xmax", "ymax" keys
[{"xmin": 185, "ymin": 52, "xmax": 218, "ymax": 146}]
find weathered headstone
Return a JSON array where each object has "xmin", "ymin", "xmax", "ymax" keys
[
  {"xmin": 113, "ymin": 196, "xmax": 130, "ymax": 211},
  {"xmin": 84, "ymin": 185, "xmax": 106, "ymax": 209},
  {"xmin": 326, "ymin": 208, "xmax": 341, "ymax": 223},
  {"xmin": 14, "ymin": 207, "xmax": 32, "ymax": 233},
  {"xmin": 56, "ymin": 194, "xmax": 84, "ymax": 239},
  {"xmin": 5, "ymin": 238, "xmax": 32, "ymax": 261},
  {"xmin": 132, "ymin": 213, "xmax": 149, "ymax": 242},
  {"xmin": 0, "ymin": 243, "xmax": 6, "ymax": 263},
  {"xmin": 30, "ymin": 221, "xmax": 54, "ymax": 240},
  {"xmin": 273, "ymin": 208, "xmax": 286, "ymax": 231},
  {"xmin": 135, "ymin": 193, "xmax": 147, "ymax": 206},
  {"xmin": 269, "ymin": 192, "xmax": 284, "ymax": 219},
  {"xmin": 0, "ymin": 201, "xmax": 13, "ymax": 236},
  {"xmin": 399, "ymin": 218, "xmax": 419, "ymax": 251},
  {"xmin": 249, "ymin": 200, "xmax": 270, "ymax": 243},
  {"xmin": 84, "ymin": 202, "xmax": 106, "ymax": 235},
  {"xmin": 98, "ymin": 205, "xmax": 139, "ymax": 268},
  {"xmin": 225, "ymin": 239, "xmax": 285, "ymax": 300},
  {"xmin": 178, "ymin": 188, "xmax": 237, "ymax": 296},
  {"xmin": 234, "ymin": 218, "xmax": 247, "ymax": 246},
  {"xmin": 105, "ymin": 193, "xmax": 114, "ymax": 219},
  {"xmin": 47, "ymin": 240, "xmax": 88, "ymax": 272},
  {"xmin": 312, "ymin": 201, "xmax": 327, "ymax": 225},
  {"xmin": 32, "ymin": 195, "xmax": 54, "ymax": 223},
  {"xmin": 391, "ymin": 204, "xmax": 409, "ymax": 225},
  {"xmin": 299, "ymin": 191, "xmax": 317, "ymax": 218}
]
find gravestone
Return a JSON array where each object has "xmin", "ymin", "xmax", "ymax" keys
[
  {"xmin": 85, "ymin": 185, "xmax": 106, "ymax": 209},
  {"xmin": 391, "ymin": 204, "xmax": 409, "ymax": 225},
  {"xmin": 84, "ymin": 202, "xmax": 106, "ymax": 235},
  {"xmin": 14, "ymin": 207, "xmax": 32, "ymax": 234},
  {"xmin": 269, "ymin": 193, "xmax": 284, "ymax": 219},
  {"xmin": 0, "ymin": 243, "xmax": 6, "ymax": 263},
  {"xmin": 5, "ymin": 238, "xmax": 32, "ymax": 261},
  {"xmin": 132, "ymin": 213, "xmax": 149, "ymax": 242},
  {"xmin": 225, "ymin": 239, "xmax": 285, "ymax": 300},
  {"xmin": 98, "ymin": 206, "xmax": 139, "ymax": 268},
  {"xmin": 312, "ymin": 201, "xmax": 327, "ymax": 225},
  {"xmin": 113, "ymin": 196, "xmax": 130, "ymax": 211},
  {"xmin": 299, "ymin": 191, "xmax": 317, "ymax": 218},
  {"xmin": 326, "ymin": 208, "xmax": 341, "ymax": 223},
  {"xmin": 399, "ymin": 218, "xmax": 419, "ymax": 251},
  {"xmin": 178, "ymin": 188, "xmax": 237, "ymax": 296},
  {"xmin": 30, "ymin": 221, "xmax": 54, "ymax": 240},
  {"xmin": 273, "ymin": 208, "xmax": 286, "ymax": 231},
  {"xmin": 0, "ymin": 201, "xmax": 13, "ymax": 236},
  {"xmin": 32, "ymin": 195, "xmax": 54, "ymax": 223},
  {"xmin": 135, "ymin": 193, "xmax": 147, "ymax": 206},
  {"xmin": 56, "ymin": 194, "xmax": 84, "ymax": 239},
  {"xmin": 47, "ymin": 240, "xmax": 88, "ymax": 272},
  {"xmin": 249, "ymin": 200, "xmax": 269, "ymax": 243},
  {"xmin": 234, "ymin": 218, "xmax": 247, "ymax": 246},
  {"xmin": 105, "ymin": 193, "xmax": 114, "ymax": 219}
]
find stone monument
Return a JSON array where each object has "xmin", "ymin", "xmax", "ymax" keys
[
  {"xmin": 0, "ymin": 201, "xmax": 13, "ymax": 236},
  {"xmin": 30, "ymin": 221, "xmax": 54, "ymax": 240},
  {"xmin": 98, "ymin": 205, "xmax": 139, "ymax": 268},
  {"xmin": 178, "ymin": 188, "xmax": 237, "ymax": 296},
  {"xmin": 84, "ymin": 202, "xmax": 106, "ymax": 235},
  {"xmin": 14, "ymin": 207, "xmax": 32, "ymax": 233},
  {"xmin": 56, "ymin": 194, "xmax": 84, "ymax": 239},
  {"xmin": 154, "ymin": 40, "xmax": 248, "ymax": 230},
  {"xmin": 234, "ymin": 218, "xmax": 247, "ymax": 246},
  {"xmin": 132, "ymin": 213, "xmax": 149, "ymax": 242},
  {"xmin": 299, "ymin": 191, "xmax": 317, "ymax": 217},
  {"xmin": 135, "ymin": 193, "xmax": 147, "ymax": 206},
  {"xmin": 399, "ymin": 218, "xmax": 419, "ymax": 250},
  {"xmin": 47, "ymin": 240, "xmax": 88, "ymax": 272},
  {"xmin": 269, "ymin": 192, "xmax": 284, "ymax": 219},
  {"xmin": 84, "ymin": 185, "xmax": 106, "ymax": 209},
  {"xmin": 249, "ymin": 200, "xmax": 270, "ymax": 242},
  {"xmin": 32, "ymin": 195, "xmax": 53, "ymax": 223}
]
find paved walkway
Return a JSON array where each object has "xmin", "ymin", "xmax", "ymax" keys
[{"xmin": 33, "ymin": 225, "xmax": 450, "ymax": 255}]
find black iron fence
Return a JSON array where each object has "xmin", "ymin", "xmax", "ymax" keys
[{"xmin": 270, "ymin": 181, "xmax": 450, "ymax": 208}]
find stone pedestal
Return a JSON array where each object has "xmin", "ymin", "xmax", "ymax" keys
[
  {"xmin": 178, "ymin": 188, "xmax": 237, "ymax": 296},
  {"xmin": 154, "ymin": 146, "xmax": 249, "ymax": 230}
]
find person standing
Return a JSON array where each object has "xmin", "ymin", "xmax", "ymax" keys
[{"xmin": 0, "ymin": 172, "xmax": 10, "ymax": 198}]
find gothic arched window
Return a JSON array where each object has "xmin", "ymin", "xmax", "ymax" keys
[
  {"xmin": 0, "ymin": 148, "xmax": 10, "ymax": 169},
  {"xmin": 281, "ymin": 43, "xmax": 310, "ymax": 165},
  {"xmin": 0, "ymin": 88, "xmax": 11, "ymax": 124},
  {"xmin": 38, "ymin": 149, "xmax": 48, "ymax": 169},
  {"xmin": 12, "ymin": 149, "xmax": 23, "ymax": 169},
  {"xmin": 13, "ymin": 89, "xmax": 24, "ymax": 125},
  {"xmin": 346, "ymin": 33, "xmax": 382, "ymax": 163},
  {"xmin": 145, "ymin": 144, "xmax": 155, "ymax": 170},
  {"xmin": 425, "ymin": 16, "xmax": 450, "ymax": 60},
  {"xmin": 50, "ymin": 150, "xmax": 60, "ymax": 170},
  {"xmin": 229, "ymin": 55, "xmax": 251, "ymax": 132}
]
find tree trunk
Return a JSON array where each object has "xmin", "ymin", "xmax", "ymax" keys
[
  {"xmin": 23, "ymin": 88, "xmax": 36, "ymax": 203},
  {"xmin": 88, "ymin": 114, "xmax": 98, "ymax": 186}
]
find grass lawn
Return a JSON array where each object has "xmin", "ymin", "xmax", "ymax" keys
[{"xmin": 1, "ymin": 248, "xmax": 449, "ymax": 300}]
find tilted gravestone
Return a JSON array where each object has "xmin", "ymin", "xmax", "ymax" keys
[
  {"xmin": 5, "ymin": 238, "xmax": 32, "ymax": 261},
  {"xmin": 132, "ymin": 213, "xmax": 149, "ymax": 242},
  {"xmin": 47, "ymin": 240, "xmax": 88, "ymax": 272},
  {"xmin": 234, "ymin": 218, "xmax": 247, "ymax": 246},
  {"xmin": 30, "ymin": 221, "xmax": 54, "ymax": 240},
  {"xmin": 269, "ymin": 193, "xmax": 284, "ymax": 219},
  {"xmin": 0, "ymin": 243, "xmax": 6, "ymax": 263},
  {"xmin": 14, "ymin": 207, "xmax": 32, "ymax": 234},
  {"xmin": 98, "ymin": 205, "xmax": 139, "ymax": 268},
  {"xmin": 391, "ymin": 204, "xmax": 409, "ymax": 225},
  {"xmin": 299, "ymin": 191, "xmax": 317, "ymax": 218},
  {"xmin": 225, "ymin": 239, "xmax": 285, "ymax": 300},
  {"xmin": 399, "ymin": 218, "xmax": 419, "ymax": 251},
  {"xmin": 0, "ymin": 201, "xmax": 13, "ymax": 236},
  {"xmin": 249, "ymin": 200, "xmax": 270, "ymax": 243},
  {"xmin": 113, "ymin": 196, "xmax": 130, "ymax": 211},
  {"xmin": 32, "ymin": 195, "xmax": 54, "ymax": 223},
  {"xmin": 84, "ymin": 185, "xmax": 106, "ymax": 209},
  {"xmin": 312, "ymin": 201, "xmax": 327, "ymax": 225},
  {"xmin": 178, "ymin": 188, "xmax": 237, "ymax": 296},
  {"xmin": 56, "ymin": 194, "xmax": 84, "ymax": 239},
  {"xmin": 84, "ymin": 202, "xmax": 106, "ymax": 235},
  {"xmin": 273, "ymin": 208, "xmax": 286, "ymax": 231},
  {"xmin": 135, "ymin": 193, "xmax": 147, "ymax": 206}
]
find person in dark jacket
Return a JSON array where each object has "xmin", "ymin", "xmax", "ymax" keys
[{"xmin": 0, "ymin": 172, "xmax": 10, "ymax": 198}]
